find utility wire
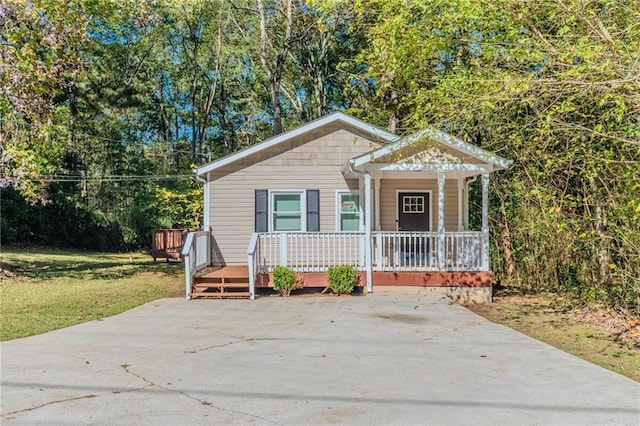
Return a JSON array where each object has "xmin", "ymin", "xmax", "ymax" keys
[{"xmin": 22, "ymin": 174, "xmax": 195, "ymax": 183}]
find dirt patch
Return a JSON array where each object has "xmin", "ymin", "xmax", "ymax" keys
[
  {"xmin": 0, "ymin": 263, "xmax": 22, "ymax": 279},
  {"xmin": 374, "ymin": 313, "xmax": 428, "ymax": 324},
  {"xmin": 467, "ymin": 293, "xmax": 640, "ymax": 382}
]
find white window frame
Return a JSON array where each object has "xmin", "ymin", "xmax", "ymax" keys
[
  {"xmin": 269, "ymin": 190, "xmax": 306, "ymax": 232},
  {"xmin": 335, "ymin": 189, "xmax": 362, "ymax": 232}
]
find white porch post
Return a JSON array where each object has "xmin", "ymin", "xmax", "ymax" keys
[
  {"xmin": 457, "ymin": 178, "xmax": 464, "ymax": 231},
  {"xmin": 437, "ymin": 172, "xmax": 446, "ymax": 269},
  {"xmin": 364, "ymin": 173, "xmax": 373, "ymax": 293},
  {"xmin": 358, "ymin": 179, "xmax": 365, "ymax": 231},
  {"xmin": 374, "ymin": 176, "xmax": 381, "ymax": 231},
  {"xmin": 481, "ymin": 172, "xmax": 490, "ymax": 271},
  {"xmin": 280, "ymin": 233, "xmax": 288, "ymax": 267}
]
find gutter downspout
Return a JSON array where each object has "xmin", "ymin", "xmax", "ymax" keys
[
  {"xmin": 349, "ymin": 160, "xmax": 373, "ymax": 293},
  {"xmin": 194, "ymin": 172, "xmax": 209, "ymax": 232},
  {"xmin": 194, "ymin": 172, "xmax": 211, "ymax": 268}
]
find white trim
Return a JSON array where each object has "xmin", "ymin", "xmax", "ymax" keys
[
  {"xmin": 361, "ymin": 163, "xmax": 494, "ymax": 172},
  {"xmin": 374, "ymin": 177, "xmax": 381, "ymax": 231},
  {"xmin": 268, "ymin": 190, "xmax": 307, "ymax": 232},
  {"xmin": 351, "ymin": 128, "xmax": 512, "ymax": 170},
  {"xmin": 395, "ymin": 189, "xmax": 433, "ymax": 232},
  {"xmin": 457, "ymin": 178, "xmax": 464, "ymax": 231},
  {"xmin": 364, "ymin": 174, "xmax": 373, "ymax": 292},
  {"xmin": 335, "ymin": 189, "xmax": 362, "ymax": 232},
  {"xmin": 196, "ymin": 112, "xmax": 398, "ymax": 176}
]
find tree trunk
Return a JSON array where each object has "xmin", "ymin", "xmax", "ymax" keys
[
  {"xmin": 499, "ymin": 195, "xmax": 517, "ymax": 283},
  {"xmin": 591, "ymin": 178, "xmax": 610, "ymax": 282},
  {"xmin": 257, "ymin": 0, "xmax": 293, "ymax": 136}
]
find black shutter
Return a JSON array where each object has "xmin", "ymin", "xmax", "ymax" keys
[
  {"xmin": 255, "ymin": 190, "xmax": 268, "ymax": 232},
  {"xmin": 307, "ymin": 189, "xmax": 320, "ymax": 232}
]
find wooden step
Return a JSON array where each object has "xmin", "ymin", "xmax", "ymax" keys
[
  {"xmin": 194, "ymin": 282, "xmax": 249, "ymax": 289},
  {"xmin": 194, "ymin": 277, "xmax": 249, "ymax": 284},
  {"xmin": 190, "ymin": 291, "xmax": 252, "ymax": 299}
]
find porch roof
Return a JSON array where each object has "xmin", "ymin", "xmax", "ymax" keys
[
  {"xmin": 195, "ymin": 112, "xmax": 399, "ymax": 176},
  {"xmin": 350, "ymin": 127, "xmax": 513, "ymax": 172}
]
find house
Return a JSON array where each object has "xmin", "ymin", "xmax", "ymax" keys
[{"xmin": 181, "ymin": 112, "xmax": 512, "ymax": 302}]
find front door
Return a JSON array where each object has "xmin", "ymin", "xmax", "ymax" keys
[
  {"xmin": 398, "ymin": 192, "xmax": 429, "ymax": 231},
  {"xmin": 397, "ymin": 192, "xmax": 431, "ymax": 266}
]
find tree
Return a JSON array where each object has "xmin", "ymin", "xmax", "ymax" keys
[{"xmin": 343, "ymin": 0, "xmax": 640, "ymax": 310}]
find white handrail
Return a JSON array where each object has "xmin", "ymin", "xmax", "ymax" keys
[
  {"xmin": 247, "ymin": 233, "xmax": 259, "ymax": 300},
  {"xmin": 182, "ymin": 231, "xmax": 211, "ymax": 299}
]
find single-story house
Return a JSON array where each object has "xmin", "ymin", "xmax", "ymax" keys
[{"xmin": 182, "ymin": 112, "xmax": 511, "ymax": 302}]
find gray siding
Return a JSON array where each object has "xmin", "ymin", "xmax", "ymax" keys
[{"xmin": 208, "ymin": 126, "xmax": 376, "ymax": 265}]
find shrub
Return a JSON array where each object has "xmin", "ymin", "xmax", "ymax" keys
[
  {"xmin": 328, "ymin": 265, "xmax": 358, "ymax": 295},
  {"xmin": 272, "ymin": 266, "xmax": 303, "ymax": 297}
]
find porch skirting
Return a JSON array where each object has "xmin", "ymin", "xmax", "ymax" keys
[
  {"xmin": 372, "ymin": 271, "xmax": 491, "ymax": 287},
  {"xmin": 255, "ymin": 270, "xmax": 491, "ymax": 303}
]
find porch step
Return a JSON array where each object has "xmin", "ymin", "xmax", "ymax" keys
[
  {"xmin": 194, "ymin": 282, "xmax": 249, "ymax": 289},
  {"xmin": 190, "ymin": 291, "xmax": 252, "ymax": 299},
  {"xmin": 191, "ymin": 265, "xmax": 251, "ymax": 299}
]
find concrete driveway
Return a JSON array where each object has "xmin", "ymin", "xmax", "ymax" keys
[{"xmin": 2, "ymin": 289, "xmax": 639, "ymax": 425}]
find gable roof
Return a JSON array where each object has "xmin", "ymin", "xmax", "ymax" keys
[
  {"xmin": 196, "ymin": 112, "xmax": 398, "ymax": 176},
  {"xmin": 351, "ymin": 127, "xmax": 512, "ymax": 170}
]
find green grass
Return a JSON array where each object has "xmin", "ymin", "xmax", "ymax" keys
[{"xmin": 0, "ymin": 247, "xmax": 184, "ymax": 340}]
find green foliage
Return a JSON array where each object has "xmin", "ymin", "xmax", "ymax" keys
[
  {"xmin": 272, "ymin": 266, "xmax": 303, "ymax": 297},
  {"xmin": 344, "ymin": 0, "xmax": 640, "ymax": 313},
  {"xmin": 155, "ymin": 187, "xmax": 203, "ymax": 229},
  {"xmin": 328, "ymin": 265, "xmax": 358, "ymax": 295}
]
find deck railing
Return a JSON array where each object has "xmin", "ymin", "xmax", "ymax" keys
[
  {"xmin": 182, "ymin": 230, "xmax": 211, "ymax": 299},
  {"xmin": 373, "ymin": 231, "xmax": 482, "ymax": 272},
  {"xmin": 255, "ymin": 232, "xmax": 366, "ymax": 273}
]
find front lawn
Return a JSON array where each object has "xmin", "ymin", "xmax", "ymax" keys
[{"xmin": 0, "ymin": 247, "xmax": 183, "ymax": 340}]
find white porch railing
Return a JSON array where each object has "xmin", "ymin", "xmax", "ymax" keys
[
  {"xmin": 182, "ymin": 231, "xmax": 211, "ymax": 299},
  {"xmin": 373, "ymin": 231, "xmax": 482, "ymax": 272},
  {"xmin": 255, "ymin": 232, "xmax": 366, "ymax": 273}
]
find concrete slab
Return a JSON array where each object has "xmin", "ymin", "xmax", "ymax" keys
[{"xmin": 2, "ymin": 291, "xmax": 639, "ymax": 425}]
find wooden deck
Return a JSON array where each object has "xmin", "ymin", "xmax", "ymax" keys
[{"xmin": 196, "ymin": 265, "xmax": 249, "ymax": 280}]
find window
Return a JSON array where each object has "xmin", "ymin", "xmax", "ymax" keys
[
  {"xmin": 337, "ymin": 191, "xmax": 360, "ymax": 232},
  {"xmin": 403, "ymin": 196, "xmax": 424, "ymax": 213},
  {"xmin": 272, "ymin": 192, "xmax": 304, "ymax": 231}
]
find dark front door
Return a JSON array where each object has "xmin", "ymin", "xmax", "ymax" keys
[
  {"xmin": 397, "ymin": 192, "xmax": 431, "ymax": 266},
  {"xmin": 398, "ymin": 192, "xmax": 430, "ymax": 231}
]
